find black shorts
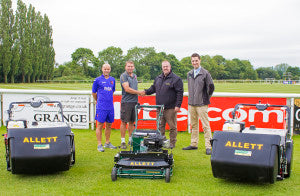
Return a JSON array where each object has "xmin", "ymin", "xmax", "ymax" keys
[{"xmin": 121, "ymin": 102, "xmax": 137, "ymax": 123}]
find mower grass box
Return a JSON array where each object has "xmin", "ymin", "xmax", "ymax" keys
[
  {"xmin": 4, "ymin": 100, "xmax": 75, "ymax": 174},
  {"xmin": 211, "ymin": 131, "xmax": 280, "ymax": 183},
  {"xmin": 8, "ymin": 126, "xmax": 73, "ymax": 174},
  {"xmin": 211, "ymin": 102, "xmax": 293, "ymax": 183}
]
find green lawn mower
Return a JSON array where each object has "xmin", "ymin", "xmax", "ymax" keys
[{"xmin": 111, "ymin": 104, "xmax": 174, "ymax": 182}]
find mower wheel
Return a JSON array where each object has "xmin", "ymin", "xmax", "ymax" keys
[
  {"xmin": 6, "ymin": 154, "xmax": 11, "ymax": 171},
  {"xmin": 71, "ymin": 140, "xmax": 76, "ymax": 166},
  {"xmin": 8, "ymin": 141, "xmax": 15, "ymax": 174},
  {"xmin": 165, "ymin": 168, "xmax": 171, "ymax": 183},
  {"xmin": 270, "ymin": 147, "xmax": 279, "ymax": 184},
  {"xmin": 285, "ymin": 140, "xmax": 293, "ymax": 178},
  {"xmin": 168, "ymin": 154, "xmax": 173, "ymax": 165},
  {"xmin": 111, "ymin": 167, "xmax": 118, "ymax": 181},
  {"xmin": 6, "ymin": 141, "xmax": 11, "ymax": 171}
]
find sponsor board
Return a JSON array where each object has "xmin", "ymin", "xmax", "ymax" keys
[
  {"xmin": 111, "ymin": 96, "xmax": 287, "ymax": 131},
  {"xmin": 2, "ymin": 94, "xmax": 287, "ymax": 131},
  {"xmin": 294, "ymin": 99, "xmax": 300, "ymax": 134},
  {"xmin": 3, "ymin": 94, "xmax": 89, "ymax": 129}
]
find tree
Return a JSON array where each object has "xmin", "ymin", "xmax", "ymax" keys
[
  {"xmin": 124, "ymin": 47, "xmax": 155, "ymax": 79},
  {"xmin": 240, "ymin": 60, "xmax": 257, "ymax": 80},
  {"xmin": 71, "ymin": 48, "xmax": 95, "ymax": 76},
  {"xmin": 165, "ymin": 54, "xmax": 185, "ymax": 78},
  {"xmin": 140, "ymin": 51, "xmax": 167, "ymax": 80},
  {"xmin": 256, "ymin": 67, "xmax": 280, "ymax": 80},
  {"xmin": 10, "ymin": 7, "xmax": 20, "ymax": 83},
  {"xmin": 31, "ymin": 11, "xmax": 43, "ymax": 82},
  {"xmin": 98, "ymin": 46, "xmax": 124, "ymax": 78},
  {"xmin": 42, "ymin": 14, "xmax": 55, "ymax": 80},
  {"xmin": 17, "ymin": 0, "xmax": 29, "ymax": 83},
  {"xmin": 180, "ymin": 56, "xmax": 193, "ymax": 79},
  {"xmin": 0, "ymin": 0, "xmax": 14, "ymax": 83},
  {"xmin": 125, "ymin": 46, "xmax": 155, "ymax": 63},
  {"xmin": 286, "ymin": 66, "xmax": 300, "ymax": 80},
  {"xmin": 274, "ymin": 63, "xmax": 290, "ymax": 79},
  {"xmin": 211, "ymin": 55, "xmax": 227, "ymax": 79}
]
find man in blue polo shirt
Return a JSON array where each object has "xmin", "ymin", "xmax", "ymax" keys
[{"xmin": 92, "ymin": 63, "xmax": 117, "ymax": 152}]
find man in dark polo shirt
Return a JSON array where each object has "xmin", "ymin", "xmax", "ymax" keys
[{"xmin": 120, "ymin": 61, "xmax": 144, "ymax": 149}]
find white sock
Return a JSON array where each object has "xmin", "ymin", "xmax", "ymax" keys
[{"xmin": 121, "ymin": 138, "xmax": 125, "ymax": 143}]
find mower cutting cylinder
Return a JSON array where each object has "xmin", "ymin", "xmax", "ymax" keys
[
  {"xmin": 7, "ymin": 126, "xmax": 74, "ymax": 174},
  {"xmin": 211, "ymin": 131, "xmax": 280, "ymax": 183}
]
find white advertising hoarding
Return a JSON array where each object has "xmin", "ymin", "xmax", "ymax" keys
[{"xmin": 3, "ymin": 94, "xmax": 89, "ymax": 129}]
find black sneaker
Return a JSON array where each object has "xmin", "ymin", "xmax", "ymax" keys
[{"xmin": 182, "ymin": 146, "xmax": 198, "ymax": 150}]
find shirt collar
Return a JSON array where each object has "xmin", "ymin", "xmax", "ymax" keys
[
  {"xmin": 194, "ymin": 66, "xmax": 201, "ymax": 72},
  {"xmin": 194, "ymin": 66, "xmax": 201, "ymax": 76}
]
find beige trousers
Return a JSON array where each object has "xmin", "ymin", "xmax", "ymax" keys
[{"xmin": 188, "ymin": 105, "xmax": 212, "ymax": 149}]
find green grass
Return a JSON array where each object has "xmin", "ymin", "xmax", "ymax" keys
[
  {"xmin": 1, "ymin": 82, "xmax": 300, "ymax": 93},
  {"xmin": 0, "ymin": 127, "xmax": 299, "ymax": 195}
]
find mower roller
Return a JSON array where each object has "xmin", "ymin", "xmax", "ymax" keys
[
  {"xmin": 111, "ymin": 104, "xmax": 174, "ymax": 182},
  {"xmin": 211, "ymin": 101, "xmax": 293, "ymax": 183}
]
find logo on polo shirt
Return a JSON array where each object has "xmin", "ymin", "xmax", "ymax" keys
[{"xmin": 104, "ymin": 87, "xmax": 112, "ymax": 91}]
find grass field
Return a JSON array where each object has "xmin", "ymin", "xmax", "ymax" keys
[
  {"xmin": 0, "ymin": 83, "xmax": 299, "ymax": 195},
  {"xmin": 1, "ymin": 82, "xmax": 300, "ymax": 93},
  {"xmin": 0, "ymin": 126, "xmax": 299, "ymax": 195}
]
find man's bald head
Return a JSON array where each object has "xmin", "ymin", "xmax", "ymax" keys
[{"xmin": 102, "ymin": 63, "xmax": 111, "ymax": 77}]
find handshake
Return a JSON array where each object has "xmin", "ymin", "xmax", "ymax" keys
[{"xmin": 138, "ymin": 90, "xmax": 146, "ymax": 96}]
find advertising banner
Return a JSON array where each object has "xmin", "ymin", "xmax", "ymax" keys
[
  {"xmin": 110, "ymin": 96, "xmax": 287, "ymax": 131},
  {"xmin": 3, "ymin": 94, "xmax": 89, "ymax": 129},
  {"xmin": 293, "ymin": 98, "xmax": 300, "ymax": 134}
]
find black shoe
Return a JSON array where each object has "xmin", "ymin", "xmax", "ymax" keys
[
  {"xmin": 206, "ymin": 148, "xmax": 212, "ymax": 155},
  {"xmin": 169, "ymin": 144, "xmax": 175, "ymax": 149},
  {"xmin": 182, "ymin": 146, "xmax": 198, "ymax": 150}
]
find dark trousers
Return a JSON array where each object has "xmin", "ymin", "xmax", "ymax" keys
[{"xmin": 159, "ymin": 109, "xmax": 177, "ymax": 146}]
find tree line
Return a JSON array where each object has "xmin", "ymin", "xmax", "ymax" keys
[
  {"xmin": 54, "ymin": 46, "xmax": 300, "ymax": 81},
  {"xmin": 0, "ymin": 0, "xmax": 54, "ymax": 83}
]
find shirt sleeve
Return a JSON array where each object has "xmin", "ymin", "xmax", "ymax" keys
[
  {"xmin": 120, "ymin": 73, "xmax": 128, "ymax": 84},
  {"xmin": 174, "ymin": 78, "xmax": 184, "ymax": 108},
  {"xmin": 113, "ymin": 78, "xmax": 116, "ymax": 92},
  {"xmin": 206, "ymin": 73, "xmax": 215, "ymax": 96},
  {"xmin": 92, "ymin": 79, "xmax": 98, "ymax": 93},
  {"xmin": 145, "ymin": 78, "xmax": 156, "ymax": 95}
]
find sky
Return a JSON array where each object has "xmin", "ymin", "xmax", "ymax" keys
[{"xmin": 12, "ymin": 0, "xmax": 300, "ymax": 68}]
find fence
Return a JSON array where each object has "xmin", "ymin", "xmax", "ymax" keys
[
  {"xmin": 1, "ymin": 89, "xmax": 300, "ymax": 133},
  {"xmin": 37, "ymin": 79, "xmax": 300, "ymax": 84}
]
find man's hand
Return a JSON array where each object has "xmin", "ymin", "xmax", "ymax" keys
[
  {"xmin": 175, "ymin": 107, "xmax": 180, "ymax": 112},
  {"xmin": 140, "ymin": 90, "xmax": 146, "ymax": 96}
]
